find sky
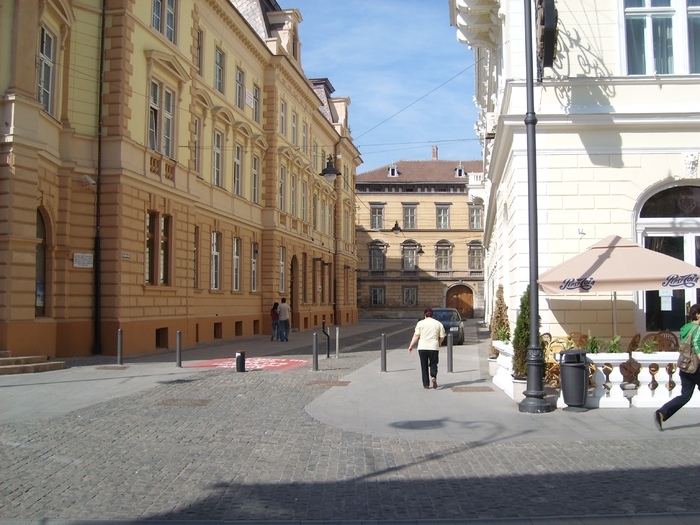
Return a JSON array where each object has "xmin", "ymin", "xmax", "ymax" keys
[{"xmin": 278, "ymin": 0, "xmax": 482, "ymax": 174}]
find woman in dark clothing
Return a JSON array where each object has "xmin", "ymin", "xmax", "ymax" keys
[{"xmin": 270, "ymin": 302, "xmax": 280, "ymax": 341}]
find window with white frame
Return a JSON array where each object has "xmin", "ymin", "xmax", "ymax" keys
[
  {"xmin": 279, "ymin": 100, "xmax": 286, "ymax": 135},
  {"xmin": 436, "ymin": 205, "xmax": 450, "ymax": 229},
  {"xmin": 38, "ymin": 27, "xmax": 55, "ymax": 115},
  {"xmin": 232, "ymin": 237, "xmax": 240, "ymax": 291},
  {"xmin": 234, "ymin": 144, "xmax": 242, "ymax": 196},
  {"xmin": 152, "ymin": 0, "xmax": 177, "ymax": 43},
  {"xmin": 469, "ymin": 205, "xmax": 483, "ymax": 229},
  {"xmin": 320, "ymin": 200, "xmax": 326, "ymax": 234},
  {"xmin": 195, "ymin": 29, "xmax": 203, "ymax": 75},
  {"xmin": 193, "ymin": 117, "xmax": 201, "ymax": 172},
  {"xmin": 279, "ymin": 166, "xmax": 286, "ymax": 211},
  {"xmin": 624, "ymin": 0, "xmax": 700, "ymax": 75},
  {"xmin": 370, "ymin": 205, "xmax": 384, "ymax": 229},
  {"xmin": 212, "ymin": 131, "xmax": 222, "ymax": 187},
  {"xmin": 279, "ymin": 246, "xmax": 286, "ymax": 292},
  {"xmin": 193, "ymin": 225, "xmax": 199, "ymax": 288},
  {"xmin": 403, "ymin": 287, "xmax": 418, "ymax": 307},
  {"xmin": 235, "ymin": 67, "xmax": 244, "ymax": 109},
  {"xmin": 149, "ymin": 81, "xmax": 174, "ymax": 158},
  {"xmin": 211, "ymin": 231, "xmax": 222, "ymax": 290},
  {"xmin": 253, "ymin": 85, "xmax": 260, "ymax": 123},
  {"xmin": 251, "ymin": 242, "xmax": 258, "ymax": 292},
  {"xmin": 436, "ymin": 242, "xmax": 452, "ymax": 274},
  {"xmin": 302, "ymin": 122, "xmax": 308, "ymax": 153},
  {"xmin": 370, "ymin": 287, "xmax": 385, "ymax": 306},
  {"xmin": 146, "ymin": 212, "xmax": 171, "ymax": 285},
  {"xmin": 402, "ymin": 242, "xmax": 418, "ymax": 271},
  {"xmin": 291, "ymin": 174, "xmax": 297, "ymax": 216},
  {"xmin": 251, "ymin": 155, "xmax": 260, "ymax": 203},
  {"xmin": 291, "ymin": 112, "xmax": 298, "ymax": 145},
  {"xmin": 214, "ymin": 47, "xmax": 225, "ymax": 93},
  {"xmin": 328, "ymin": 205, "xmax": 334, "ymax": 235},
  {"xmin": 369, "ymin": 243, "xmax": 385, "ymax": 271},
  {"xmin": 403, "ymin": 205, "xmax": 417, "ymax": 229},
  {"xmin": 312, "ymin": 194, "xmax": 318, "ymax": 229},
  {"xmin": 301, "ymin": 181, "xmax": 308, "ymax": 221},
  {"xmin": 313, "ymin": 142, "xmax": 318, "ymax": 170},
  {"xmin": 343, "ymin": 209, "xmax": 350, "ymax": 241},
  {"xmin": 468, "ymin": 242, "xmax": 484, "ymax": 271}
]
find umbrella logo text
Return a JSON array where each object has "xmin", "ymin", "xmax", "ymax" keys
[
  {"xmin": 559, "ymin": 277, "xmax": 595, "ymax": 291},
  {"xmin": 662, "ymin": 274, "xmax": 699, "ymax": 288}
]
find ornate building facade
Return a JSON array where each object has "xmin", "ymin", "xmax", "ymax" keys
[{"xmin": 0, "ymin": 0, "xmax": 359, "ymax": 357}]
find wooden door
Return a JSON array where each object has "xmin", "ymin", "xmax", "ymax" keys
[{"xmin": 446, "ymin": 285, "xmax": 473, "ymax": 319}]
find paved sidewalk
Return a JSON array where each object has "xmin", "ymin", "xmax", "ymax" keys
[{"xmin": 3, "ymin": 319, "xmax": 700, "ymax": 524}]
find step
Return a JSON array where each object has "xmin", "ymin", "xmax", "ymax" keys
[
  {"xmin": 0, "ymin": 356, "xmax": 49, "ymax": 366},
  {"xmin": 0, "ymin": 360, "xmax": 65, "ymax": 375}
]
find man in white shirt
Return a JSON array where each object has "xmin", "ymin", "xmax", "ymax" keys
[
  {"xmin": 408, "ymin": 308, "xmax": 446, "ymax": 389},
  {"xmin": 278, "ymin": 298, "xmax": 291, "ymax": 341}
]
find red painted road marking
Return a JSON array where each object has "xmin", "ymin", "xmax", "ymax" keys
[{"xmin": 186, "ymin": 357, "xmax": 310, "ymax": 371}]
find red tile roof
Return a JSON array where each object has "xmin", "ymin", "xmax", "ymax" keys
[{"xmin": 357, "ymin": 159, "xmax": 483, "ymax": 183}]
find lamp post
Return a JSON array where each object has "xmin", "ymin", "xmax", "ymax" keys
[{"xmin": 519, "ymin": 0, "xmax": 553, "ymax": 413}]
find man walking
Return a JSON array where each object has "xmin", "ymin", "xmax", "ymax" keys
[
  {"xmin": 408, "ymin": 308, "xmax": 446, "ymax": 389},
  {"xmin": 278, "ymin": 298, "xmax": 291, "ymax": 342}
]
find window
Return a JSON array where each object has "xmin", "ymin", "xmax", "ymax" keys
[
  {"xmin": 302, "ymin": 123, "xmax": 308, "ymax": 153},
  {"xmin": 455, "ymin": 162, "xmax": 466, "ymax": 178},
  {"xmin": 193, "ymin": 117, "xmax": 201, "ymax": 172},
  {"xmin": 388, "ymin": 163, "xmax": 398, "ymax": 177},
  {"xmin": 291, "ymin": 112, "xmax": 298, "ymax": 145},
  {"xmin": 38, "ymin": 28, "xmax": 55, "ymax": 114},
  {"xmin": 215, "ymin": 48, "xmax": 225, "ymax": 93},
  {"xmin": 149, "ymin": 82, "xmax": 174, "ymax": 158},
  {"xmin": 212, "ymin": 131, "xmax": 222, "ymax": 187},
  {"xmin": 313, "ymin": 142, "xmax": 318, "ymax": 170},
  {"xmin": 253, "ymin": 85, "xmax": 260, "ymax": 123},
  {"xmin": 279, "ymin": 100, "xmax": 286, "ymax": 135},
  {"xmin": 369, "ymin": 244, "xmax": 385, "ymax": 271},
  {"xmin": 402, "ymin": 243, "xmax": 418, "ymax": 271},
  {"xmin": 291, "ymin": 174, "xmax": 297, "ymax": 216},
  {"xmin": 251, "ymin": 242, "xmax": 258, "ymax": 292},
  {"xmin": 370, "ymin": 287, "xmax": 386, "ymax": 306},
  {"xmin": 279, "ymin": 246, "xmax": 286, "ymax": 292},
  {"xmin": 469, "ymin": 242, "xmax": 484, "ymax": 271},
  {"xmin": 343, "ymin": 209, "xmax": 350, "ymax": 241},
  {"xmin": 312, "ymin": 195, "xmax": 318, "ymax": 229},
  {"xmin": 211, "ymin": 231, "xmax": 222, "ymax": 290},
  {"xmin": 328, "ymin": 205, "xmax": 334, "ymax": 235},
  {"xmin": 403, "ymin": 287, "xmax": 418, "ymax": 307},
  {"xmin": 152, "ymin": 0, "xmax": 177, "ymax": 43},
  {"xmin": 146, "ymin": 212, "xmax": 171, "ymax": 285},
  {"xmin": 624, "ymin": 0, "xmax": 700, "ymax": 75},
  {"xmin": 436, "ymin": 205, "xmax": 450, "ymax": 229},
  {"xmin": 301, "ymin": 181, "xmax": 308, "ymax": 221},
  {"xmin": 279, "ymin": 166, "xmax": 286, "ymax": 211},
  {"xmin": 195, "ymin": 29, "xmax": 203, "ymax": 75},
  {"xmin": 194, "ymin": 226, "xmax": 199, "ymax": 288},
  {"xmin": 436, "ymin": 242, "xmax": 452, "ymax": 275},
  {"xmin": 320, "ymin": 200, "xmax": 326, "ymax": 234},
  {"xmin": 403, "ymin": 205, "xmax": 416, "ymax": 229},
  {"xmin": 469, "ymin": 206, "xmax": 483, "ymax": 229},
  {"xmin": 251, "ymin": 155, "xmax": 260, "ymax": 203},
  {"xmin": 35, "ymin": 210, "xmax": 47, "ymax": 317},
  {"xmin": 235, "ymin": 68, "xmax": 244, "ymax": 109},
  {"xmin": 370, "ymin": 205, "xmax": 384, "ymax": 229},
  {"xmin": 234, "ymin": 144, "xmax": 242, "ymax": 196},
  {"xmin": 232, "ymin": 237, "xmax": 240, "ymax": 291}
]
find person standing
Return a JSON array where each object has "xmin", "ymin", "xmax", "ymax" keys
[
  {"xmin": 655, "ymin": 303, "xmax": 700, "ymax": 430},
  {"xmin": 408, "ymin": 307, "xmax": 446, "ymax": 389},
  {"xmin": 270, "ymin": 302, "xmax": 280, "ymax": 341},
  {"xmin": 278, "ymin": 297, "xmax": 291, "ymax": 342}
]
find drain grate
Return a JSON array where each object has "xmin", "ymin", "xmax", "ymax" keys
[
  {"xmin": 157, "ymin": 398, "xmax": 212, "ymax": 407},
  {"xmin": 95, "ymin": 366, "xmax": 130, "ymax": 370},
  {"xmin": 451, "ymin": 386, "xmax": 493, "ymax": 392},
  {"xmin": 307, "ymin": 381, "xmax": 350, "ymax": 387}
]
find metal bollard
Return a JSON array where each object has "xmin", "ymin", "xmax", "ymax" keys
[
  {"xmin": 117, "ymin": 328, "xmax": 123, "ymax": 365},
  {"xmin": 380, "ymin": 333, "xmax": 387, "ymax": 372},
  {"xmin": 335, "ymin": 326, "xmax": 339, "ymax": 358},
  {"xmin": 447, "ymin": 333, "xmax": 453, "ymax": 373},
  {"xmin": 322, "ymin": 320, "xmax": 330, "ymax": 358},
  {"xmin": 312, "ymin": 333, "xmax": 318, "ymax": 371},
  {"xmin": 176, "ymin": 330, "xmax": 182, "ymax": 368},
  {"xmin": 236, "ymin": 351, "xmax": 245, "ymax": 372}
]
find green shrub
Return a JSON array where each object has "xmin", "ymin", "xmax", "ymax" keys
[
  {"xmin": 512, "ymin": 285, "xmax": 533, "ymax": 378},
  {"xmin": 489, "ymin": 284, "xmax": 510, "ymax": 358}
]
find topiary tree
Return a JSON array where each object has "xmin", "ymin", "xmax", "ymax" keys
[
  {"xmin": 489, "ymin": 284, "xmax": 510, "ymax": 358},
  {"xmin": 511, "ymin": 285, "xmax": 534, "ymax": 379}
]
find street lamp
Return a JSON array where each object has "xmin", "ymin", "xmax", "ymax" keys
[
  {"xmin": 391, "ymin": 221, "xmax": 401, "ymax": 235},
  {"xmin": 320, "ymin": 154, "xmax": 340, "ymax": 184}
]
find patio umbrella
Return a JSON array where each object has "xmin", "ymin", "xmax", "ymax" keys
[{"xmin": 539, "ymin": 235, "xmax": 700, "ymax": 333}]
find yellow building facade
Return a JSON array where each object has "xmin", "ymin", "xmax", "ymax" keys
[{"xmin": 0, "ymin": 0, "xmax": 359, "ymax": 358}]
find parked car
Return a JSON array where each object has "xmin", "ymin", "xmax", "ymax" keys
[{"xmin": 431, "ymin": 308, "xmax": 465, "ymax": 345}]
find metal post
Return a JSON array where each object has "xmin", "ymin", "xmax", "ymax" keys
[
  {"xmin": 117, "ymin": 328, "xmax": 123, "ymax": 365},
  {"xmin": 380, "ymin": 333, "xmax": 387, "ymax": 372},
  {"xmin": 520, "ymin": 0, "xmax": 553, "ymax": 413},
  {"xmin": 176, "ymin": 330, "xmax": 182, "ymax": 367},
  {"xmin": 335, "ymin": 326, "xmax": 339, "ymax": 358},
  {"xmin": 322, "ymin": 320, "xmax": 330, "ymax": 358},
  {"xmin": 312, "ymin": 333, "xmax": 318, "ymax": 371},
  {"xmin": 447, "ymin": 333, "xmax": 453, "ymax": 373}
]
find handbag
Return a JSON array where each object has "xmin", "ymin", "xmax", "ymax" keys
[{"xmin": 677, "ymin": 325, "xmax": 700, "ymax": 373}]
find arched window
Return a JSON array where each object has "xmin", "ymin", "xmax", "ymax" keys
[
  {"xmin": 401, "ymin": 240, "xmax": 419, "ymax": 272},
  {"xmin": 35, "ymin": 210, "xmax": 47, "ymax": 317},
  {"xmin": 368, "ymin": 241, "xmax": 386, "ymax": 272},
  {"xmin": 435, "ymin": 240, "xmax": 453, "ymax": 276},
  {"xmin": 468, "ymin": 241, "xmax": 484, "ymax": 272}
]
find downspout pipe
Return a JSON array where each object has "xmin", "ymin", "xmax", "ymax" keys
[{"xmin": 93, "ymin": 0, "xmax": 106, "ymax": 354}]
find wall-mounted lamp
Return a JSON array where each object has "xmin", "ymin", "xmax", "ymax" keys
[
  {"xmin": 417, "ymin": 245, "xmax": 425, "ymax": 255},
  {"xmin": 320, "ymin": 154, "xmax": 340, "ymax": 184},
  {"xmin": 391, "ymin": 221, "xmax": 402, "ymax": 235}
]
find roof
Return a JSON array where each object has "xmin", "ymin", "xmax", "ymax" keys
[{"xmin": 357, "ymin": 159, "xmax": 483, "ymax": 183}]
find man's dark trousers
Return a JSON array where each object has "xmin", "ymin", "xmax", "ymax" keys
[{"xmin": 418, "ymin": 349, "xmax": 439, "ymax": 387}]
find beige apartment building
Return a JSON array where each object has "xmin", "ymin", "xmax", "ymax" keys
[
  {"xmin": 355, "ymin": 152, "xmax": 485, "ymax": 320},
  {"xmin": 0, "ymin": 0, "xmax": 359, "ymax": 358}
]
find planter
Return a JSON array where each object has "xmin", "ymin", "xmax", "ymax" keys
[
  {"xmin": 488, "ymin": 357, "xmax": 499, "ymax": 377},
  {"xmin": 512, "ymin": 377, "xmax": 527, "ymax": 403}
]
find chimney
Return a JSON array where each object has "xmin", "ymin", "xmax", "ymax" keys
[{"xmin": 432, "ymin": 145, "xmax": 438, "ymax": 160}]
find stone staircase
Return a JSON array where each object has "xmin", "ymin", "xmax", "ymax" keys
[{"xmin": 0, "ymin": 350, "xmax": 65, "ymax": 375}]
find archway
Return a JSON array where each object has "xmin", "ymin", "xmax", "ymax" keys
[{"xmin": 446, "ymin": 284, "xmax": 474, "ymax": 319}]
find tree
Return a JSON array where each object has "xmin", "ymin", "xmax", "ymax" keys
[
  {"xmin": 489, "ymin": 284, "xmax": 510, "ymax": 358},
  {"xmin": 511, "ymin": 285, "xmax": 534, "ymax": 379}
]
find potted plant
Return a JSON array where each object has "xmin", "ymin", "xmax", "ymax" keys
[
  {"xmin": 604, "ymin": 335, "xmax": 622, "ymax": 353},
  {"xmin": 489, "ymin": 284, "xmax": 510, "ymax": 359},
  {"xmin": 511, "ymin": 285, "xmax": 533, "ymax": 380}
]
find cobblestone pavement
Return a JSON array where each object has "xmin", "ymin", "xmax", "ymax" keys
[{"xmin": 3, "ymin": 322, "xmax": 700, "ymax": 524}]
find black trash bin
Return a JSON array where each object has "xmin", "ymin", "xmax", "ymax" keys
[{"xmin": 559, "ymin": 349, "xmax": 588, "ymax": 410}]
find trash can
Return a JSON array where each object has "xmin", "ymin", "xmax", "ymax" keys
[{"xmin": 559, "ymin": 349, "xmax": 588, "ymax": 409}]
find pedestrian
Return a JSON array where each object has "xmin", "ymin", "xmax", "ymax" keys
[
  {"xmin": 270, "ymin": 302, "xmax": 280, "ymax": 341},
  {"xmin": 654, "ymin": 303, "xmax": 700, "ymax": 431},
  {"xmin": 278, "ymin": 297, "xmax": 291, "ymax": 341},
  {"xmin": 408, "ymin": 307, "xmax": 446, "ymax": 389}
]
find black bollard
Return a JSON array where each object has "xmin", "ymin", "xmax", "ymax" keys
[{"xmin": 236, "ymin": 351, "xmax": 245, "ymax": 372}]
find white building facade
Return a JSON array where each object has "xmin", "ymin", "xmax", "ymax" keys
[{"xmin": 450, "ymin": 0, "xmax": 700, "ymax": 341}]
